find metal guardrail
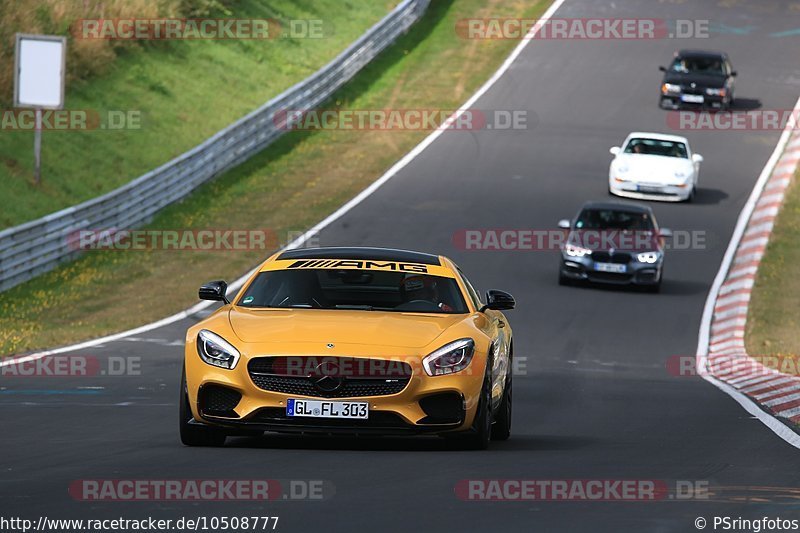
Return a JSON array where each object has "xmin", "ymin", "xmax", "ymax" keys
[{"xmin": 0, "ymin": 0, "xmax": 430, "ymax": 292}]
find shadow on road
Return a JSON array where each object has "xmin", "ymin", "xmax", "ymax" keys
[
  {"xmin": 730, "ymin": 97, "xmax": 762, "ymax": 111},
  {"xmin": 222, "ymin": 433, "xmax": 591, "ymax": 452},
  {"xmin": 692, "ymin": 187, "xmax": 729, "ymax": 205}
]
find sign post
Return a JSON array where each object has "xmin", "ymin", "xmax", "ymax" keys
[{"xmin": 14, "ymin": 33, "xmax": 66, "ymax": 185}]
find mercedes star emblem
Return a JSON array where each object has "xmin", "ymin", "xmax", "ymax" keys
[{"xmin": 310, "ymin": 361, "xmax": 344, "ymax": 393}]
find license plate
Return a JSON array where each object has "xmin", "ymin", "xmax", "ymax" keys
[
  {"xmin": 286, "ymin": 399, "xmax": 368, "ymax": 419},
  {"xmin": 681, "ymin": 94, "xmax": 704, "ymax": 103},
  {"xmin": 637, "ymin": 185, "xmax": 663, "ymax": 193},
  {"xmin": 594, "ymin": 262, "xmax": 626, "ymax": 274}
]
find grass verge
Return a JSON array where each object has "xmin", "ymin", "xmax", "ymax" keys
[
  {"xmin": 746, "ymin": 167, "xmax": 800, "ymax": 371},
  {"xmin": 0, "ymin": 0, "xmax": 552, "ymax": 356},
  {"xmin": 0, "ymin": 0, "xmax": 390, "ymax": 229}
]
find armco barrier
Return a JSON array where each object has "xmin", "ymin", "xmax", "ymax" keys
[{"xmin": 0, "ymin": 0, "xmax": 430, "ymax": 291}]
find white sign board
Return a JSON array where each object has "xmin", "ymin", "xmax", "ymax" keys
[{"xmin": 15, "ymin": 34, "xmax": 66, "ymax": 109}]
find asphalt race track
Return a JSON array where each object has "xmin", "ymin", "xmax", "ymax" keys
[{"xmin": 4, "ymin": 1, "xmax": 800, "ymax": 531}]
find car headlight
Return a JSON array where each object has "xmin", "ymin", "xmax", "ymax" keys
[
  {"xmin": 637, "ymin": 251, "xmax": 660, "ymax": 264},
  {"xmin": 196, "ymin": 330, "xmax": 241, "ymax": 369},
  {"xmin": 565, "ymin": 243, "xmax": 592, "ymax": 258},
  {"xmin": 705, "ymin": 87, "xmax": 726, "ymax": 96},
  {"xmin": 662, "ymin": 83, "xmax": 681, "ymax": 94},
  {"xmin": 422, "ymin": 339, "xmax": 475, "ymax": 376}
]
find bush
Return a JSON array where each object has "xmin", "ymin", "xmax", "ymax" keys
[{"xmin": 0, "ymin": 0, "xmax": 236, "ymax": 106}]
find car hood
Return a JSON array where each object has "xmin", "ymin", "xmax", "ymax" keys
[
  {"xmin": 227, "ymin": 307, "xmax": 465, "ymax": 348},
  {"xmin": 663, "ymin": 71, "xmax": 726, "ymax": 88},
  {"xmin": 612, "ymin": 154, "xmax": 694, "ymax": 184},
  {"xmin": 568, "ymin": 230, "xmax": 662, "ymax": 253}
]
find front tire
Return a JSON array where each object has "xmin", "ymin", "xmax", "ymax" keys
[
  {"xmin": 179, "ymin": 368, "xmax": 227, "ymax": 447},
  {"xmin": 644, "ymin": 268, "xmax": 663, "ymax": 293},
  {"xmin": 491, "ymin": 376, "xmax": 512, "ymax": 441},
  {"xmin": 645, "ymin": 281, "xmax": 662, "ymax": 294},
  {"xmin": 447, "ymin": 371, "xmax": 492, "ymax": 450}
]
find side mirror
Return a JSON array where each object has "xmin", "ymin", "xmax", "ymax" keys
[
  {"xmin": 481, "ymin": 290, "xmax": 515, "ymax": 312},
  {"xmin": 730, "ymin": 71, "xmax": 737, "ymax": 77},
  {"xmin": 659, "ymin": 228, "xmax": 673, "ymax": 239},
  {"xmin": 659, "ymin": 66, "xmax": 667, "ymax": 72},
  {"xmin": 199, "ymin": 280, "xmax": 229, "ymax": 303},
  {"xmin": 558, "ymin": 219, "xmax": 571, "ymax": 229},
  {"xmin": 692, "ymin": 154, "xmax": 704, "ymax": 163},
  {"xmin": 609, "ymin": 146, "xmax": 621, "ymax": 156}
]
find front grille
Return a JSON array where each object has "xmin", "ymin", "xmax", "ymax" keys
[
  {"xmin": 591, "ymin": 252, "xmax": 631, "ymax": 264},
  {"xmin": 681, "ymin": 84, "xmax": 704, "ymax": 95},
  {"xmin": 248, "ymin": 356, "xmax": 413, "ymax": 398},
  {"xmin": 199, "ymin": 385, "xmax": 241, "ymax": 418},
  {"xmin": 250, "ymin": 375, "xmax": 408, "ymax": 398},
  {"xmin": 588, "ymin": 272, "xmax": 633, "ymax": 283}
]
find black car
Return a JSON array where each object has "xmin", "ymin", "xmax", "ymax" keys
[
  {"xmin": 659, "ymin": 50, "xmax": 736, "ymax": 110},
  {"xmin": 557, "ymin": 202, "xmax": 671, "ymax": 292}
]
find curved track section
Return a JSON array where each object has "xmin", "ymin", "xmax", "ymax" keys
[{"xmin": 4, "ymin": 1, "xmax": 800, "ymax": 531}]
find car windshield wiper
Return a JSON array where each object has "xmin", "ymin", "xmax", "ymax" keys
[{"xmin": 333, "ymin": 305, "xmax": 398, "ymax": 311}]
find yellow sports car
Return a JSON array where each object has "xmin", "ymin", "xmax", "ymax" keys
[{"xmin": 180, "ymin": 247, "xmax": 515, "ymax": 449}]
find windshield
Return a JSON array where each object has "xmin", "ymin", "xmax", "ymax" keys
[
  {"xmin": 669, "ymin": 56, "xmax": 725, "ymax": 76},
  {"xmin": 624, "ymin": 138, "xmax": 687, "ymax": 158},
  {"xmin": 237, "ymin": 269, "xmax": 469, "ymax": 314},
  {"xmin": 574, "ymin": 209, "xmax": 654, "ymax": 232}
]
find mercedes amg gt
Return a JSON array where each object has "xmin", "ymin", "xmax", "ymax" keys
[{"xmin": 180, "ymin": 247, "xmax": 515, "ymax": 449}]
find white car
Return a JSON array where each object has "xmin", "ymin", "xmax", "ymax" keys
[{"xmin": 608, "ymin": 132, "xmax": 703, "ymax": 202}]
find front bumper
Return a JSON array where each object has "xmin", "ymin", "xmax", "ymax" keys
[
  {"xmin": 559, "ymin": 253, "xmax": 662, "ymax": 286},
  {"xmin": 185, "ymin": 353, "xmax": 485, "ymax": 436},
  {"xmin": 610, "ymin": 181, "xmax": 691, "ymax": 202},
  {"xmin": 660, "ymin": 93, "xmax": 726, "ymax": 109}
]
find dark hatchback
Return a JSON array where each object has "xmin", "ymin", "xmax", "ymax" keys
[
  {"xmin": 557, "ymin": 202, "xmax": 671, "ymax": 292},
  {"xmin": 659, "ymin": 50, "xmax": 736, "ymax": 110}
]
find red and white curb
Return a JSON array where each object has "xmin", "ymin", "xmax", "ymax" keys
[{"xmin": 698, "ymin": 116, "xmax": 800, "ymax": 446}]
